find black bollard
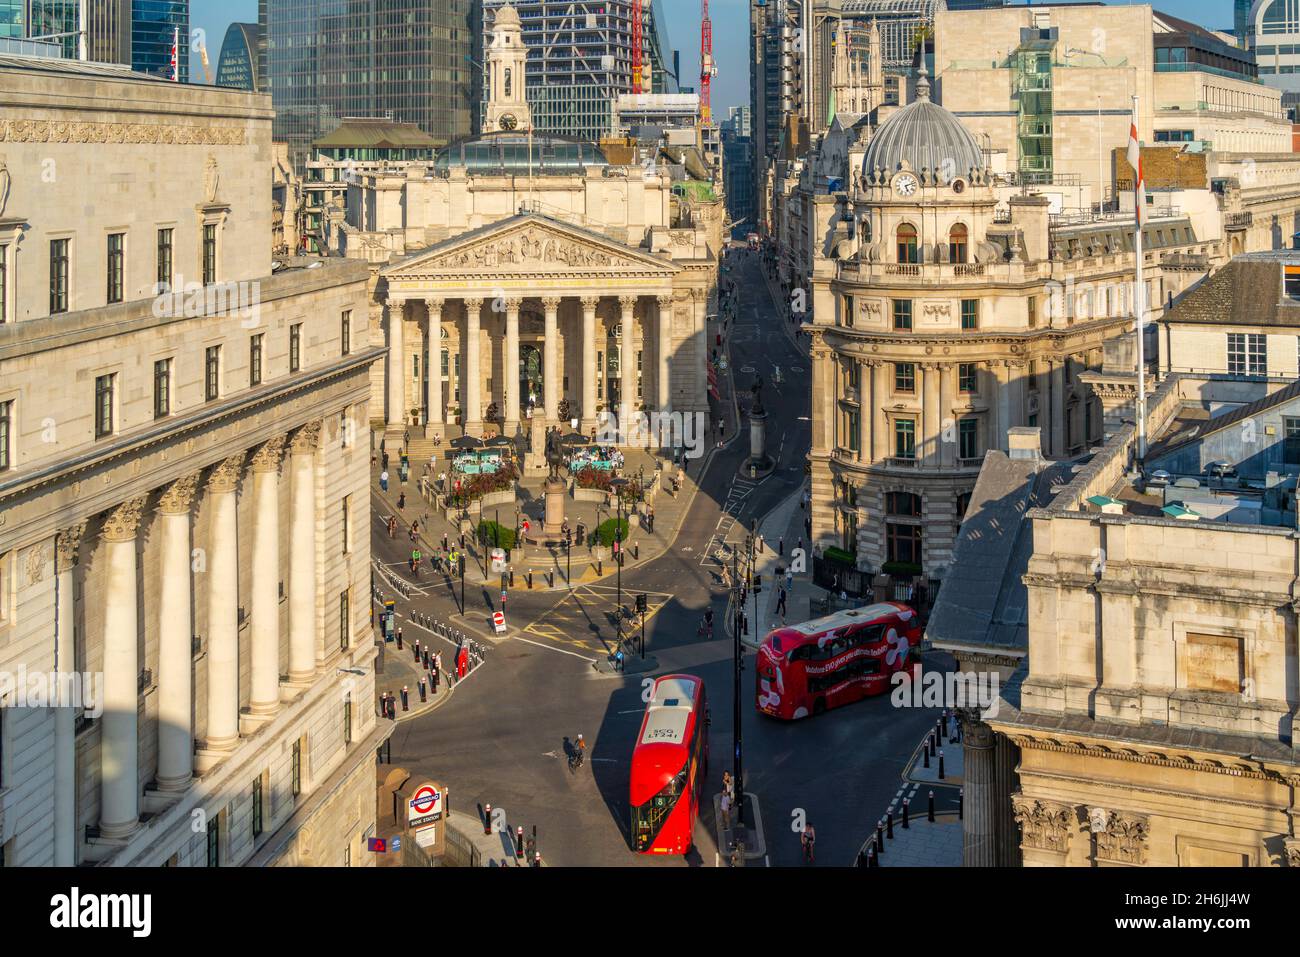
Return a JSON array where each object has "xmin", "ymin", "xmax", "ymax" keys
[
  {"xmin": 886, "ymin": 811, "xmax": 894, "ymax": 839},
  {"xmin": 927, "ymin": 790, "xmax": 935, "ymax": 823},
  {"xmin": 418, "ymin": 679, "xmax": 427, "ymax": 702},
  {"xmin": 527, "ymin": 570, "xmax": 533, "ymax": 589},
  {"xmin": 400, "ymin": 686, "xmax": 409, "ymax": 711},
  {"xmin": 868, "ymin": 846, "xmax": 878, "ymax": 867},
  {"xmin": 923, "ymin": 745, "xmax": 930, "ymax": 769},
  {"xmin": 510, "ymin": 569, "xmax": 515, "ymax": 588},
  {"xmin": 516, "ymin": 826, "xmax": 525, "ymax": 860},
  {"xmin": 875, "ymin": 823, "xmax": 884, "ymax": 855},
  {"xmin": 959, "ymin": 788, "xmax": 964, "ymax": 820},
  {"xmin": 483, "ymin": 804, "xmax": 492, "ymax": 835},
  {"xmin": 938, "ymin": 749, "xmax": 945, "ymax": 780},
  {"xmin": 902, "ymin": 799, "xmax": 910, "ymax": 829}
]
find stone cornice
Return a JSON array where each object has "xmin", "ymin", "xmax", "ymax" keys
[{"xmin": 1002, "ymin": 732, "xmax": 1293, "ymax": 784}]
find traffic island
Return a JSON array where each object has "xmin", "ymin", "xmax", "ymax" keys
[
  {"xmin": 714, "ymin": 791, "xmax": 766, "ymax": 865},
  {"xmin": 592, "ymin": 653, "xmax": 659, "ymax": 677}
]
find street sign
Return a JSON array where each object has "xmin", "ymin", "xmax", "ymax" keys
[
  {"xmin": 416, "ymin": 827, "xmax": 437, "ymax": 848},
  {"xmin": 367, "ymin": 837, "xmax": 388, "ymax": 853},
  {"xmin": 408, "ymin": 783, "xmax": 443, "ymax": 829},
  {"xmin": 391, "ymin": 837, "xmax": 401, "ymax": 852},
  {"xmin": 493, "ymin": 611, "xmax": 507, "ymax": 635}
]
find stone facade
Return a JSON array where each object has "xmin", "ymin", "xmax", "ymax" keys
[{"xmin": 0, "ymin": 58, "xmax": 387, "ymax": 867}]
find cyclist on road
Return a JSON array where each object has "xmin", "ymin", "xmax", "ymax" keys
[{"xmin": 703, "ymin": 607, "xmax": 715, "ymax": 637}]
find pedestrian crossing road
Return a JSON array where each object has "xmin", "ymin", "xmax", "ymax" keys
[{"xmin": 521, "ymin": 584, "xmax": 673, "ymax": 655}]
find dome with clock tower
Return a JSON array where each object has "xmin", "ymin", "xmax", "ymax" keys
[{"xmin": 484, "ymin": 4, "xmax": 532, "ymax": 135}]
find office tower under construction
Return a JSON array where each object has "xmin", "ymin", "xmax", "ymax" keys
[{"xmin": 479, "ymin": 0, "xmax": 679, "ymax": 142}]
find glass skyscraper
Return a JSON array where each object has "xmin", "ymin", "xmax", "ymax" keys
[
  {"xmin": 131, "ymin": 0, "xmax": 188, "ymax": 81},
  {"xmin": 0, "ymin": 0, "xmax": 24, "ymax": 38},
  {"xmin": 216, "ymin": 22, "xmax": 260, "ymax": 91},
  {"xmin": 260, "ymin": 0, "xmax": 476, "ymax": 170}
]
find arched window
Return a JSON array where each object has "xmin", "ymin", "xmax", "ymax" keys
[
  {"xmin": 504, "ymin": 67, "xmax": 512, "ymax": 98},
  {"xmin": 896, "ymin": 224, "xmax": 918, "ymax": 264},
  {"xmin": 948, "ymin": 223, "xmax": 968, "ymax": 264},
  {"xmin": 885, "ymin": 491, "xmax": 922, "ymax": 517}
]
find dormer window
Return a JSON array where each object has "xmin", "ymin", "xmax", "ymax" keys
[{"xmin": 1285, "ymin": 265, "xmax": 1300, "ymax": 300}]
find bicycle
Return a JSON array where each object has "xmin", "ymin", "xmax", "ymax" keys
[
  {"xmin": 697, "ymin": 613, "xmax": 715, "ymax": 639},
  {"xmin": 568, "ymin": 748, "xmax": 585, "ymax": 773}
]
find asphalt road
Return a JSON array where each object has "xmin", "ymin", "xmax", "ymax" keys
[{"xmin": 374, "ymin": 250, "xmax": 947, "ymax": 866}]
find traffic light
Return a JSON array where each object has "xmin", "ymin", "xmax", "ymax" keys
[
  {"xmin": 636, "ymin": 593, "xmax": 648, "ymax": 614},
  {"xmin": 754, "ymin": 574, "xmax": 762, "ymax": 593}
]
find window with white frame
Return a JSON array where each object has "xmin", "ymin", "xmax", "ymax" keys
[{"xmin": 1227, "ymin": 333, "xmax": 1265, "ymax": 375}]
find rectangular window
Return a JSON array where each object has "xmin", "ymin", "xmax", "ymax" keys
[
  {"xmin": 339, "ymin": 589, "xmax": 350, "ymax": 650},
  {"xmin": 596, "ymin": 351, "xmax": 604, "ymax": 399},
  {"xmin": 291, "ymin": 740, "xmax": 302, "ymax": 798},
  {"xmin": 413, "ymin": 354, "xmax": 419, "ymax": 381},
  {"xmin": 960, "ymin": 299, "xmax": 979, "ymax": 330},
  {"xmin": 106, "ymin": 233, "xmax": 125, "ymax": 304},
  {"xmin": 157, "ymin": 228, "xmax": 174, "ymax": 289},
  {"xmin": 0, "ymin": 401, "xmax": 10, "ymax": 471},
  {"xmin": 203, "ymin": 224, "xmax": 217, "ymax": 285},
  {"xmin": 153, "ymin": 359, "xmax": 171, "ymax": 418},
  {"xmin": 894, "ymin": 362, "xmax": 915, "ymax": 394},
  {"xmin": 1286, "ymin": 265, "xmax": 1300, "ymax": 300},
  {"xmin": 959, "ymin": 418, "xmax": 979, "ymax": 459},
  {"xmin": 206, "ymin": 816, "xmax": 220, "ymax": 867},
  {"xmin": 94, "ymin": 373, "xmax": 114, "ymax": 438},
  {"xmin": 846, "ymin": 410, "xmax": 860, "ymax": 454},
  {"xmin": 1226, "ymin": 333, "xmax": 1266, "ymax": 375},
  {"xmin": 50, "ymin": 239, "xmax": 70, "ymax": 314},
  {"xmin": 892, "ymin": 299, "xmax": 912, "ymax": 331},
  {"xmin": 249, "ymin": 334, "xmax": 263, "ymax": 387},
  {"xmin": 1285, "ymin": 417, "xmax": 1300, "ymax": 465},
  {"xmin": 842, "ymin": 294, "xmax": 854, "ymax": 327},
  {"xmin": 343, "ymin": 694, "xmax": 353, "ymax": 745},
  {"xmin": 251, "ymin": 777, "xmax": 263, "ymax": 839},
  {"xmin": 894, "ymin": 418, "xmax": 916, "ymax": 459},
  {"xmin": 958, "ymin": 363, "xmax": 977, "ymax": 393},
  {"xmin": 205, "ymin": 346, "xmax": 221, "ymax": 401},
  {"xmin": 1027, "ymin": 296, "xmax": 1038, "ymax": 328},
  {"xmin": 341, "ymin": 496, "xmax": 351, "ymax": 553},
  {"xmin": 341, "ymin": 311, "xmax": 351, "ymax": 356},
  {"xmin": 441, "ymin": 349, "xmax": 449, "ymax": 377},
  {"xmin": 290, "ymin": 323, "xmax": 302, "ymax": 373}
]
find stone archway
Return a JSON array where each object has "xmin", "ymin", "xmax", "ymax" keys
[{"xmin": 520, "ymin": 343, "xmax": 543, "ymax": 415}]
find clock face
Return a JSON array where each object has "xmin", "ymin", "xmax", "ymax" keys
[
  {"xmin": 894, "ymin": 174, "xmax": 919, "ymax": 197},
  {"xmin": 498, "ymin": 113, "xmax": 518, "ymax": 131}
]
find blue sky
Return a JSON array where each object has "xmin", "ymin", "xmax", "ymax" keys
[{"xmin": 192, "ymin": 0, "xmax": 1234, "ymax": 115}]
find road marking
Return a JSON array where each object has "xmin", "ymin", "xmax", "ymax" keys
[{"xmin": 509, "ymin": 634, "xmax": 596, "ymax": 662}]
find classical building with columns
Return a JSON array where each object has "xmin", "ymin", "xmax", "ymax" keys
[
  {"xmin": 0, "ymin": 57, "xmax": 386, "ymax": 866},
  {"xmin": 339, "ymin": 5, "xmax": 718, "ymax": 437}
]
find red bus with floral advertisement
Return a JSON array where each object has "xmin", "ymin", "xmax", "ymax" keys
[
  {"xmin": 630, "ymin": 674, "xmax": 709, "ymax": 854},
  {"xmin": 756, "ymin": 603, "xmax": 921, "ymax": 720}
]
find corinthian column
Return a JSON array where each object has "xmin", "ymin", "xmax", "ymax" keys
[
  {"xmin": 464, "ymin": 298, "xmax": 484, "ymax": 436},
  {"xmin": 504, "ymin": 298, "xmax": 521, "ymax": 434},
  {"xmin": 288, "ymin": 423, "xmax": 321, "ymax": 684},
  {"xmin": 54, "ymin": 523, "xmax": 85, "ymax": 864},
  {"xmin": 656, "ymin": 295, "xmax": 673, "ymax": 413},
  {"xmin": 618, "ymin": 295, "xmax": 637, "ymax": 431},
  {"xmin": 871, "ymin": 360, "xmax": 889, "ymax": 463},
  {"xmin": 542, "ymin": 296, "xmax": 561, "ymax": 425},
  {"xmin": 99, "ymin": 496, "xmax": 148, "ymax": 840},
  {"xmin": 426, "ymin": 299, "xmax": 444, "ymax": 428},
  {"xmin": 385, "ymin": 300, "xmax": 406, "ymax": 432},
  {"xmin": 156, "ymin": 475, "xmax": 201, "ymax": 791},
  {"xmin": 204, "ymin": 453, "xmax": 244, "ymax": 752},
  {"xmin": 581, "ymin": 296, "xmax": 599, "ymax": 433},
  {"xmin": 922, "ymin": 363, "xmax": 941, "ymax": 470},
  {"xmin": 858, "ymin": 361, "xmax": 872, "ymax": 464},
  {"xmin": 249, "ymin": 437, "xmax": 286, "ymax": 717}
]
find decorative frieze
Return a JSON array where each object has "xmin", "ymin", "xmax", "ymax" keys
[
  {"xmin": 1091, "ymin": 809, "xmax": 1150, "ymax": 865},
  {"xmin": 0, "ymin": 119, "xmax": 246, "ymax": 146}
]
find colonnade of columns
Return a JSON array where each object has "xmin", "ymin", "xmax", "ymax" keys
[
  {"xmin": 384, "ymin": 292, "xmax": 675, "ymax": 437},
  {"xmin": 53, "ymin": 421, "xmax": 326, "ymax": 853}
]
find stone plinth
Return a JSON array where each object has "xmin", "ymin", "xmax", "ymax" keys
[
  {"xmin": 543, "ymin": 476, "xmax": 566, "ymax": 536},
  {"xmin": 524, "ymin": 415, "xmax": 547, "ymax": 477}
]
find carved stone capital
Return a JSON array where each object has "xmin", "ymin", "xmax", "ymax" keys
[
  {"xmin": 541, "ymin": 296, "xmax": 563, "ymax": 311},
  {"xmin": 102, "ymin": 496, "xmax": 149, "ymax": 544},
  {"xmin": 1092, "ymin": 809, "xmax": 1149, "ymax": 865},
  {"xmin": 655, "ymin": 295, "xmax": 673, "ymax": 310},
  {"xmin": 425, "ymin": 298, "xmax": 445, "ymax": 316},
  {"xmin": 290, "ymin": 421, "xmax": 322, "ymax": 455},
  {"xmin": 158, "ymin": 472, "xmax": 202, "ymax": 515},
  {"xmin": 1011, "ymin": 794, "xmax": 1076, "ymax": 855},
  {"xmin": 55, "ymin": 522, "xmax": 87, "ymax": 569},
  {"xmin": 251, "ymin": 435, "xmax": 288, "ymax": 473},
  {"xmin": 580, "ymin": 295, "xmax": 600, "ymax": 310},
  {"xmin": 617, "ymin": 295, "xmax": 638, "ymax": 311},
  {"xmin": 959, "ymin": 710, "xmax": 995, "ymax": 749},
  {"xmin": 207, "ymin": 453, "xmax": 246, "ymax": 494},
  {"xmin": 385, "ymin": 299, "xmax": 405, "ymax": 312},
  {"xmin": 463, "ymin": 297, "xmax": 484, "ymax": 312},
  {"xmin": 1285, "ymin": 838, "xmax": 1300, "ymax": 868}
]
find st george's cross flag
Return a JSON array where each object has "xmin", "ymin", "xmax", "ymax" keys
[{"xmin": 1127, "ymin": 101, "xmax": 1146, "ymax": 227}]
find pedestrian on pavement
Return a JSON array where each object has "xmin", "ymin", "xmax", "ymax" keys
[
  {"xmin": 380, "ymin": 470, "xmax": 389, "ymax": 492},
  {"xmin": 412, "ymin": 519, "xmax": 420, "ymax": 539},
  {"xmin": 779, "ymin": 536, "xmax": 784, "ymax": 556},
  {"xmin": 797, "ymin": 537, "xmax": 804, "ymax": 555},
  {"xmin": 720, "ymin": 790, "xmax": 733, "ymax": 830},
  {"xmin": 398, "ymin": 492, "xmax": 406, "ymax": 510},
  {"xmin": 785, "ymin": 567, "xmax": 794, "ymax": 591},
  {"xmin": 615, "ymin": 648, "xmax": 625, "ymax": 673},
  {"xmin": 722, "ymin": 770, "xmax": 734, "ymax": 799},
  {"xmin": 382, "ymin": 451, "xmax": 389, "ymax": 471},
  {"xmin": 777, "ymin": 587, "xmax": 787, "ymax": 620}
]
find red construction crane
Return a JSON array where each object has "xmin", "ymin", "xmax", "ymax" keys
[
  {"xmin": 700, "ymin": 0, "xmax": 715, "ymax": 124},
  {"xmin": 632, "ymin": 0, "xmax": 644, "ymax": 93}
]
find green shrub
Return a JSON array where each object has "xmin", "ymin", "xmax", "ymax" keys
[
  {"xmin": 882, "ymin": 560, "xmax": 922, "ymax": 577},
  {"xmin": 823, "ymin": 546, "xmax": 856, "ymax": 565},
  {"xmin": 477, "ymin": 520, "xmax": 517, "ymax": 551},
  {"xmin": 594, "ymin": 517, "xmax": 629, "ymax": 548}
]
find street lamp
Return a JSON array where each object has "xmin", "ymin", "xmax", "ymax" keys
[
  {"xmin": 731, "ymin": 544, "xmax": 746, "ymax": 829},
  {"xmin": 609, "ymin": 477, "xmax": 630, "ymax": 626}
]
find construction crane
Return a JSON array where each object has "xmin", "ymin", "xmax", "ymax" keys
[
  {"xmin": 700, "ymin": 0, "xmax": 715, "ymax": 125},
  {"xmin": 632, "ymin": 0, "xmax": 644, "ymax": 94},
  {"xmin": 195, "ymin": 34, "xmax": 214, "ymax": 85}
]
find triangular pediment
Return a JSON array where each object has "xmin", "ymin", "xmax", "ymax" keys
[{"xmin": 381, "ymin": 213, "xmax": 679, "ymax": 280}]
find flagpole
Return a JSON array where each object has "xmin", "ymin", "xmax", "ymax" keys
[{"xmin": 1132, "ymin": 93, "xmax": 1147, "ymax": 462}]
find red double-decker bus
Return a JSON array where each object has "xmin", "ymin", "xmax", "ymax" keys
[
  {"xmin": 630, "ymin": 674, "xmax": 709, "ymax": 855},
  {"xmin": 756, "ymin": 602, "xmax": 921, "ymax": 720}
]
